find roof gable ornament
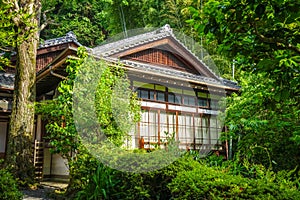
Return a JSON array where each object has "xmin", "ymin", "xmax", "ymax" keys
[
  {"xmin": 66, "ymin": 31, "xmax": 77, "ymax": 40},
  {"xmin": 157, "ymin": 24, "xmax": 173, "ymax": 35},
  {"xmin": 39, "ymin": 31, "xmax": 81, "ymax": 49}
]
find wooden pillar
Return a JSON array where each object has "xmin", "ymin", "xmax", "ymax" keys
[
  {"xmin": 35, "ymin": 115, "xmax": 42, "ymax": 141},
  {"xmin": 176, "ymin": 111, "xmax": 179, "ymax": 141},
  {"xmin": 208, "ymin": 115, "xmax": 211, "ymax": 146},
  {"xmin": 139, "ymin": 136, "xmax": 144, "ymax": 149},
  {"xmin": 192, "ymin": 113, "xmax": 195, "ymax": 150},
  {"xmin": 158, "ymin": 110, "xmax": 160, "ymax": 145}
]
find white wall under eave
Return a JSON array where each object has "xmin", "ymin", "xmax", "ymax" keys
[
  {"xmin": 51, "ymin": 154, "xmax": 69, "ymax": 176},
  {"xmin": 43, "ymin": 148, "xmax": 51, "ymax": 175},
  {"xmin": 43, "ymin": 147, "xmax": 69, "ymax": 177}
]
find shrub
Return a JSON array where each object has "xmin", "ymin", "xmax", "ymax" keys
[
  {"xmin": 73, "ymin": 153, "xmax": 200, "ymax": 200},
  {"xmin": 75, "ymin": 163, "xmax": 119, "ymax": 200},
  {"xmin": 0, "ymin": 168, "xmax": 22, "ymax": 200},
  {"xmin": 168, "ymin": 164, "xmax": 300, "ymax": 200},
  {"xmin": 112, "ymin": 154, "xmax": 201, "ymax": 199},
  {"xmin": 72, "ymin": 151, "xmax": 300, "ymax": 200}
]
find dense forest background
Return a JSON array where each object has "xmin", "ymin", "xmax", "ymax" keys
[{"xmin": 0, "ymin": 0, "xmax": 299, "ymax": 199}]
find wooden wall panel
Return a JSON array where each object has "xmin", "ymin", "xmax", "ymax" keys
[
  {"xmin": 36, "ymin": 51, "xmax": 62, "ymax": 72},
  {"xmin": 124, "ymin": 48, "xmax": 199, "ymax": 74}
]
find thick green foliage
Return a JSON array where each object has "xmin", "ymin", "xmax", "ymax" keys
[
  {"xmin": 0, "ymin": 167, "xmax": 22, "ymax": 200},
  {"xmin": 36, "ymin": 47, "xmax": 140, "ymax": 192},
  {"xmin": 74, "ymin": 155, "xmax": 200, "ymax": 200},
  {"xmin": 74, "ymin": 153, "xmax": 300, "ymax": 200},
  {"xmin": 169, "ymin": 163, "xmax": 300, "ymax": 200},
  {"xmin": 75, "ymin": 162, "xmax": 118, "ymax": 200},
  {"xmin": 94, "ymin": 64, "xmax": 140, "ymax": 146},
  {"xmin": 41, "ymin": 0, "xmax": 108, "ymax": 46},
  {"xmin": 224, "ymin": 72, "xmax": 300, "ymax": 171},
  {"xmin": 188, "ymin": 0, "xmax": 300, "ymax": 171}
]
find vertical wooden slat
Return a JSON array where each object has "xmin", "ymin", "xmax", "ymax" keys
[
  {"xmin": 158, "ymin": 109, "xmax": 160, "ymax": 145},
  {"xmin": 137, "ymin": 121, "xmax": 140, "ymax": 142},
  {"xmin": 225, "ymin": 126, "xmax": 228, "ymax": 160},
  {"xmin": 208, "ymin": 115, "xmax": 211, "ymax": 146},
  {"xmin": 176, "ymin": 111, "xmax": 179, "ymax": 141},
  {"xmin": 200, "ymin": 113, "xmax": 203, "ymax": 145},
  {"xmin": 193, "ymin": 113, "xmax": 195, "ymax": 150}
]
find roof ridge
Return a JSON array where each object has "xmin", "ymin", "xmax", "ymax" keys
[
  {"xmin": 92, "ymin": 24, "xmax": 174, "ymax": 55},
  {"xmin": 0, "ymin": 72, "xmax": 15, "ymax": 90},
  {"xmin": 39, "ymin": 31, "xmax": 82, "ymax": 48}
]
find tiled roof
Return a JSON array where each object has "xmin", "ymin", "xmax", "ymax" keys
[
  {"xmin": 93, "ymin": 24, "xmax": 239, "ymax": 89},
  {"xmin": 39, "ymin": 31, "xmax": 82, "ymax": 48},
  {"xmin": 105, "ymin": 58, "xmax": 240, "ymax": 89},
  {"xmin": 0, "ymin": 73, "xmax": 14, "ymax": 89},
  {"xmin": 93, "ymin": 25, "xmax": 175, "ymax": 56},
  {"xmin": 1, "ymin": 32, "xmax": 81, "ymax": 91}
]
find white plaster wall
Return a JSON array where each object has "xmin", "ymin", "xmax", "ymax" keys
[
  {"xmin": 43, "ymin": 148, "xmax": 51, "ymax": 175},
  {"xmin": 43, "ymin": 148, "xmax": 69, "ymax": 176},
  {"xmin": 51, "ymin": 154, "xmax": 69, "ymax": 176}
]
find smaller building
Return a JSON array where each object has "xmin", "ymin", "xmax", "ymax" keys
[{"xmin": 0, "ymin": 73, "xmax": 14, "ymax": 159}]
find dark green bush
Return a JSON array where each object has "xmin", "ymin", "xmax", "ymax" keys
[
  {"xmin": 168, "ymin": 163, "xmax": 300, "ymax": 200},
  {"xmin": 72, "ymin": 151, "xmax": 300, "ymax": 200},
  {"xmin": 74, "ymin": 153, "xmax": 200, "ymax": 200},
  {"xmin": 0, "ymin": 168, "xmax": 22, "ymax": 200},
  {"xmin": 107, "ymin": 154, "xmax": 201, "ymax": 200}
]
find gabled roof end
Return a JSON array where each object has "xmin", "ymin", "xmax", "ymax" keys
[{"xmin": 39, "ymin": 31, "xmax": 82, "ymax": 49}]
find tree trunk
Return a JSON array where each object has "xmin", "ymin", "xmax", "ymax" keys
[{"xmin": 5, "ymin": 0, "xmax": 40, "ymax": 183}]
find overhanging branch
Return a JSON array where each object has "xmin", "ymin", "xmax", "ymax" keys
[
  {"xmin": 253, "ymin": 22, "xmax": 300, "ymax": 55},
  {"xmin": 39, "ymin": 7, "xmax": 56, "ymax": 32}
]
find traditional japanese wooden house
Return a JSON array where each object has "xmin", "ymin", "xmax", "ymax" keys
[
  {"xmin": 92, "ymin": 25, "xmax": 239, "ymax": 152},
  {"xmin": 0, "ymin": 25, "xmax": 239, "ymax": 179}
]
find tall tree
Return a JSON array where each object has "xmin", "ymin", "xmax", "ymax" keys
[{"xmin": 1, "ymin": 0, "xmax": 40, "ymax": 182}]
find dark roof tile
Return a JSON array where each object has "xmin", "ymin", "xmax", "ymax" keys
[
  {"xmin": 0, "ymin": 73, "xmax": 14, "ymax": 90},
  {"xmin": 39, "ymin": 31, "xmax": 82, "ymax": 48}
]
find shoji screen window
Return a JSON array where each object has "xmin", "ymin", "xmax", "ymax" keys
[
  {"xmin": 167, "ymin": 112, "xmax": 176, "ymax": 135},
  {"xmin": 159, "ymin": 111, "xmax": 168, "ymax": 142},
  {"xmin": 210, "ymin": 116, "xmax": 220, "ymax": 145},
  {"xmin": 201, "ymin": 116, "xmax": 210, "ymax": 145},
  {"xmin": 139, "ymin": 110, "xmax": 149, "ymax": 141},
  {"xmin": 216, "ymin": 117, "xmax": 223, "ymax": 145},
  {"xmin": 194, "ymin": 115, "xmax": 202, "ymax": 147},
  {"xmin": 178, "ymin": 113, "xmax": 194, "ymax": 148},
  {"xmin": 148, "ymin": 110, "xmax": 158, "ymax": 144},
  {"xmin": 140, "ymin": 110, "xmax": 158, "ymax": 147}
]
